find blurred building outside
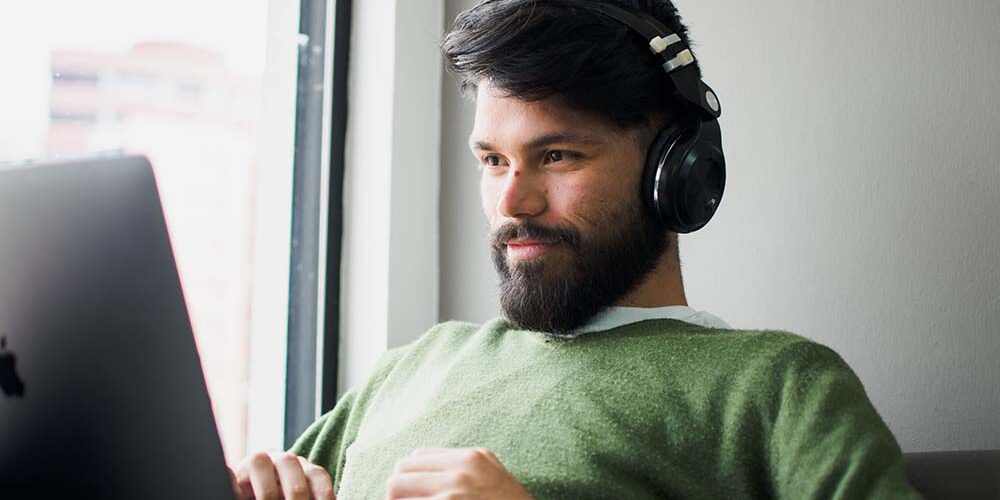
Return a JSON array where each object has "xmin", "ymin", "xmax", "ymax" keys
[{"xmin": 47, "ymin": 41, "xmax": 263, "ymax": 462}]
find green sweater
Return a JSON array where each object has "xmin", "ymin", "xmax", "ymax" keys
[{"xmin": 291, "ymin": 318, "xmax": 921, "ymax": 499}]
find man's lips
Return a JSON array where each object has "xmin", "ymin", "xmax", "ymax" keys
[{"xmin": 505, "ymin": 239, "xmax": 558, "ymax": 260}]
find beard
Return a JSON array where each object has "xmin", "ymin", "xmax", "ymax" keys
[{"xmin": 490, "ymin": 197, "xmax": 669, "ymax": 336}]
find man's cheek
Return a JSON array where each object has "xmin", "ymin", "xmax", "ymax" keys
[{"xmin": 480, "ymin": 184, "xmax": 501, "ymax": 221}]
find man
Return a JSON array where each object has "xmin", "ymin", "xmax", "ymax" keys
[{"xmin": 233, "ymin": 1, "xmax": 922, "ymax": 498}]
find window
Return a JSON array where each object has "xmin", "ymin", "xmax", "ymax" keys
[{"xmin": 1, "ymin": 0, "xmax": 299, "ymax": 462}]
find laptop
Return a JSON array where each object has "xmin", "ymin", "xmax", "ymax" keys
[{"xmin": 0, "ymin": 155, "xmax": 236, "ymax": 499}]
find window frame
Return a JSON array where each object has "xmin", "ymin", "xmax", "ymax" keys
[{"xmin": 283, "ymin": 0, "xmax": 351, "ymax": 447}]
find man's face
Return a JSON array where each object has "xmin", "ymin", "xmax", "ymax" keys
[{"xmin": 470, "ymin": 81, "xmax": 669, "ymax": 334}]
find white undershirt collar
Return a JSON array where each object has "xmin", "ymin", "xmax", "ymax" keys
[{"xmin": 574, "ymin": 305, "xmax": 731, "ymax": 335}]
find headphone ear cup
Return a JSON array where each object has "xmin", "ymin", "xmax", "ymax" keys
[
  {"xmin": 642, "ymin": 125, "xmax": 684, "ymax": 222},
  {"xmin": 643, "ymin": 118, "xmax": 726, "ymax": 233},
  {"xmin": 677, "ymin": 119, "xmax": 726, "ymax": 232}
]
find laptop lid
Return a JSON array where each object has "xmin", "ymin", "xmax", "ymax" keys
[{"xmin": 0, "ymin": 155, "xmax": 235, "ymax": 499}]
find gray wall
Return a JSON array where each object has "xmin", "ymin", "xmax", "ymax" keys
[
  {"xmin": 439, "ymin": 0, "xmax": 1000, "ymax": 452},
  {"xmin": 440, "ymin": 0, "xmax": 497, "ymax": 325}
]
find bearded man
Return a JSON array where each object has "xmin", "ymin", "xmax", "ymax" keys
[{"xmin": 231, "ymin": 1, "xmax": 921, "ymax": 498}]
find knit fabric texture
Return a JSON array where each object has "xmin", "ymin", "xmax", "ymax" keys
[{"xmin": 291, "ymin": 318, "xmax": 922, "ymax": 499}]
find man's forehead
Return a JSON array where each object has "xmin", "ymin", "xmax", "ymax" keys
[
  {"xmin": 469, "ymin": 131, "xmax": 606, "ymax": 151},
  {"xmin": 470, "ymin": 83, "xmax": 618, "ymax": 149},
  {"xmin": 473, "ymin": 83, "xmax": 585, "ymax": 124}
]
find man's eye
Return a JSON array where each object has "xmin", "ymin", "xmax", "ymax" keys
[
  {"xmin": 482, "ymin": 155, "xmax": 503, "ymax": 167},
  {"xmin": 545, "ymin": 151, "xmax": 567, "ymax": 163}
]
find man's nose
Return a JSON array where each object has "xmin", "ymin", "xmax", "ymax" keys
[{"xmin": 496, "ymin": 167, "xmax": 546, "ymax": 220}]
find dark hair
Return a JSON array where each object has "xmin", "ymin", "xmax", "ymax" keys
[{"xmin": 442, "ymin": 0, "xmax": 702, "ymax": 131}]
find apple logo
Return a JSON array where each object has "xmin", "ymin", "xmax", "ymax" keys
[{"xmin": 0, "ymin": 336, "xmax": 25, "ymax": 398}]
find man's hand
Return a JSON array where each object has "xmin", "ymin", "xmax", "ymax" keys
[
  {"xmin": 230, "ymin": 451, "xmax": 335, "ymax": 500},
  {"xmin": 386, "ymin": 447, "xmax": 533, "ymax": 499}
]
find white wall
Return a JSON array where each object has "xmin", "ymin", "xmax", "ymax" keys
[
  {"xmin": 338, "ymin": 0, "xmax": 443, "ymax": 392},
  {"xmin": 438, "ymin": 0, "xmax": 1000, "ymax": 452}
]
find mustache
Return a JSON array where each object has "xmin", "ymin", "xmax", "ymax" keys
[{"xmin": 490, "ymin": 220, "xmax": 581, "ymax": 249}]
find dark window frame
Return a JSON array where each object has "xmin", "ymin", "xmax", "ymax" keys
[{"xmin": 284, "ymin": 0, "xmax": 352, "ymax": 448}]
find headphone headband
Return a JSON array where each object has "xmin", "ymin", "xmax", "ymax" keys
[{"xmin": 578, "ymin": 2, "xmax": 722, "ymax": 121}]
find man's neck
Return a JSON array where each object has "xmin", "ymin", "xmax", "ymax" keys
[{"xmin": 614, "ymin": 245, "xmax": 687, "ymax": 308}]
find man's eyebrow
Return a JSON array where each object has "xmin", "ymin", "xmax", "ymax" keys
[{"xmin": 469, "ymin": 133, "xmax": 605, "ymax": 151}]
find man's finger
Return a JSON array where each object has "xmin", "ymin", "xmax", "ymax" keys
[
  {"xmin": 473, "ymin": 447, "xmax": 505, "ymax": 469},
  {"xmin": 395, "ymin": 447, "xmax": 490, "ymax": 473},
  {"xmin": 408, "ymin": 447, "xmax": 457, "ymax": 456},
  {"xmin": 386, "ymin": 471, "xmax": 457, "ymax": 498},
  {"xmin": 395, "ymin": 450, "xmax": 461, "ymax": 473},
  {"xmin": 271, "ymin": 452, "xmax": 312, "ymax": 500},
  {"xmin": 297, "ymin": 456, "xmax": 336, "ymax": 500},
  {"xmin": 246, "ymin": 452, "xmax": 283, "ymax": 500},
  {"xmin": 228, "ymin": 466, "xmax": 252, "ymax": 500}
]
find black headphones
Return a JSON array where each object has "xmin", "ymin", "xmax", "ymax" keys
[{"xmin": 578, "ymin": 2, "xmax": 726, "ymax": 233}]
